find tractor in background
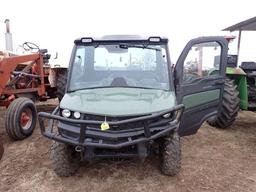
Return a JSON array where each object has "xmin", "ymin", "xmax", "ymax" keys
[
  {"xmin": 0, "ymin": 19, "xmax": 67, "ymax": 140},
  {"xmin": 208, "ymin": 16, "xmax": 256, "ymax": 128}
]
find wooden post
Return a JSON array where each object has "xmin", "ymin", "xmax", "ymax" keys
[{"xmin": 237, "ymin": 29, "xmax": 242, "ymax": 63}]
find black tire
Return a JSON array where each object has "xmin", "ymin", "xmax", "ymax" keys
[
  {"xmin": 247, "ymin": 77, "xmax": 256, "ymax": 111},
  {"xmin": 0, "ymin": 138, "xmax": 3, "ymax": 160},
  {"xmin": 56, "ymin": 69, "xmax": 68, "ymax": 101},
  {"xmin": 5, "ymin": 97, "xmax": 37, "ymax": 140},
  {"xmin": 207, "ymin": 78, "xmax": 240, "ymax": 129},
  {"xmin": 159, "ymin": 132, "xmax": 181, "ymax": 176},
  {"xmin": 50, "ymin": 142, "xmax": 80, "ymax": 177}
]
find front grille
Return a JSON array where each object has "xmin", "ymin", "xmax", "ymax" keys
[
  {"xmin": 82, "ymin": 113, "xmax": 145, "ymax": 130},
  {"xmin": 83, "ymin": 113, "xmax": 144, "ymax": 121},
  {"xmin": 81, "ymin": 113, "xmax": 172, "ymax": 131}
]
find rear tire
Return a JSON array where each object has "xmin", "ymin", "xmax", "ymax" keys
[
  {"xmin": 50, "ymin": 142, "xmax": 80, "ymax": 177},
  {"xmin": 207, "ymin": 78, "xmax": 240, "ymax": 129},
  {"xmin": 5, "ymin": 97, "xmax": 37, "ymax": 140},
  {"xmin": 159, "ymin": 132, "xmax": 181, "ymax": 176},
  {"xmin": 56, "ymin": 69, "xmax": 68, "ymax": 101},
  {"xmin": 0, "ymin": 138, "xmax": 4, "ymax": 160}
]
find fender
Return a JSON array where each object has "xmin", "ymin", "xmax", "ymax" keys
[{"xmin": 226, "ymin": 67, "xmax": 248, "ymax": 110}]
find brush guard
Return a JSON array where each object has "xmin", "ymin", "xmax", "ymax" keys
[{"xmin": 38, "ymin": 104, "xmax": 184, "ymax": 149}]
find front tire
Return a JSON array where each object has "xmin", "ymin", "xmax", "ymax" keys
[
  {"xmin": 56, "ymin": 69, "xmax": 68, "ymax": 101},
  {"xmin": 50, "ymin": 142, "xmax": 80, "ymax": 177},
  {"xmin": 207, "ymin": 78, "xmax": 240, "ymax": 129},
  {"xmin": 5, "ymin": 97, "xmax": 37, "ymax": 140},
  {"xmin": 159, "ymin": 132, "xmax": 181, "ymax": 176}
]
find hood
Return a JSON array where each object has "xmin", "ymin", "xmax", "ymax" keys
[{"xmin": 60, "ymin": 88, "xmax": 176, "ymax": 116}]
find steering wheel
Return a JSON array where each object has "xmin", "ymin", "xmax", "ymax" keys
[{"xmin": 22, "ymin": 42, "xmax": 40, "ymax": 52}]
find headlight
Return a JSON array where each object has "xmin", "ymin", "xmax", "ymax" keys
[
  {"xmin": 73, "ymin": 111, "xmax": 81, "ymax": 119},
  {"xmin": 62, "ymin": 109, "xmax": 71, "ymax": 118},
  {"xmin": 163, "ymin": 113, "xmax": 171, "ymax": 118}
]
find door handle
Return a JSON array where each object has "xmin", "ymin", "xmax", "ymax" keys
[{"xmin": 214, "ymin": 79, "xmax": 225, "ymax": 85}]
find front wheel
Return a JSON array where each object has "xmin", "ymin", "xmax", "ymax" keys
[
  {"xmin": 50, "ymin": 142, "xmax": 80, "ymax": 177},
  {"xmin": 159, "ymin": 132, "xmax": 181, "ymax": 176},
  {"xmin": 5, "ymin": 97, "xmax": 37, "ymax": 140}
]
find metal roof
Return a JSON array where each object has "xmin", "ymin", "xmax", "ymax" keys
[{"xmin": 223, "ymin": 16, "xmax": 256, "ymax": 32}]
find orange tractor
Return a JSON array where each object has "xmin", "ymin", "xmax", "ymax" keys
[{"xmin": 0, "ymin": 20, "xmax": 67, "ymax": 140}]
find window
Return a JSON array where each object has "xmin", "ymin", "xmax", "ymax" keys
[
  {"xmin": 69, "ymin": 44, "xmax": 170, "ymax": 91},
  {"xmin": 183, "ymin": 42, "xmax": 221, "ymax": 82},
  {"xmin": 72, "ymin": 47, "xmax": 86, "ymax": 77},
  {"xmin": 94, "ymin": 45, "xmax": 157, "ymax": 71}
]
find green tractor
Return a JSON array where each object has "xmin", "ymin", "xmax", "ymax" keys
[
  {"xmin": 38, "ymin": 35, "xmax": 231, "ymax": 177},
  {"xmin": 208, "ymin": 16, "xmax": 256, "ymax": 128}
]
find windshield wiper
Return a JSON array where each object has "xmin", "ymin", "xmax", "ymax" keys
[
  {"xmin": 120, "ymin": 86, "xmax": 162, "ymax": 90},
  {"xmin": 119, "ymin": 44, "xmax": 160, "ymax": 51},
  {"xmin": 69, "ymin": 86, "xmax": 165, "ymax": 92},
  {"xmin": 68, "ymin": 86, "xmax": 113, "ymax": 92}
]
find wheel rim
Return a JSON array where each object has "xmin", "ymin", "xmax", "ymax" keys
[{"xmin": 20, "ymin": 108, "xmax": 33, "ymax": 130}]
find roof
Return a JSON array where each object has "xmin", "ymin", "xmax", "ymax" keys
[
  {"xmin": 223, "ymin": 16, "xmax": 256, "ymax": 32},
  {"xmin": 74, "ymin": 35, "xmax": 168, "ymax": 44}
]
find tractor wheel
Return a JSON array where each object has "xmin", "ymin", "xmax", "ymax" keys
[
  {"xmin": 50, "ymin": 142, "xmax": 80, "ymax": 177},
  {"xmin": 159, "ymin": 132, "xmax": 181, "ymax": 176},
  {"xmin": 5, "ymin": 97, "xmax": 37, "ymax": 140},
  {"xmin": 207, "ymin": 78, "xmax": 240, "ymax": 129},
  {"xmin": 56, "ymin": 69, "xmax": 68, "ymax": 101},
  {"xmin": 0, "ymin": 138, "xmax": 4, "ymax": 160}
]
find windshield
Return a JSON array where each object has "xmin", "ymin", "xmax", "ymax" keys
[{"xmin": 69, "ymin": 43, "xmax": 170, "ymax": 91}]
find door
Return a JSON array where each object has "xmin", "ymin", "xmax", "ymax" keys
[{"xmin": 174, "ymin": 37, "xmax": 228, "ymax": 136}]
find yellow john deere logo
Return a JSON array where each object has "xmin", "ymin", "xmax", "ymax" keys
[{"xmin": 101, "ymin": 117, "xmax": 110, "ymax": 131}]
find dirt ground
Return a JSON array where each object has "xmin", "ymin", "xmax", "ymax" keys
[{"xmin": 0, "ymin": 100, "xmax": 256, "ymax": 192}]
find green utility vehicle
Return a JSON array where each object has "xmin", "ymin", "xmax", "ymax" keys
[
  {"xmin": 38, "ymin": 35, "xmax": 229, "ymax": 176},
  {"xmin": 207, "ymin": 17, "xmax": 256, "ymax": 128}
]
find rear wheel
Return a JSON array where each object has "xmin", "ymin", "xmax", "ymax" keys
[
  {"xmin": 5, "ymin": 97, "xmax": 37, "ymax": 140},
  {"xmin": 50, "ymin": 142, "xmax": 80, "ymax": 177},
  {"xmin": 56, "ymin": 69, "xmax": 68, "ymax": 101},
  {"xmin": 159, "ymin": 132, "xmax": 181, "ymax": 176},
  {"xmin": 247, "ymin": 77, "xmax": 256, "ymax": 110},
  {"xmin": 207, "ymin": 78, "xmax": 240, "ymax": 129},
  {"xmin": 0, "ymin": 138, "xmax": 4, "ymax": 160}
]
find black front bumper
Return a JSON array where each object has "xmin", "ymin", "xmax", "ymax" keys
[{"xmin": 38, "ymin": 104, "xmax": 184, "ymax": 149}]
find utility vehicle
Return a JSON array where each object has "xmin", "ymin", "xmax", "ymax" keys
[{"xmin": 38, "ymin": 35, "xmax": 229, "ymax": 176}]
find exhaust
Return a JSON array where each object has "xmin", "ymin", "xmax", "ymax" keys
[{"xmin": 4, "ymin": 19, "xmax": 13, "ymax": 51}]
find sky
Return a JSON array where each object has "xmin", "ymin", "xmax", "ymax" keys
[{"xmin": 1, "ymin": 0, "xmax": 256, "ymax": 66}]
